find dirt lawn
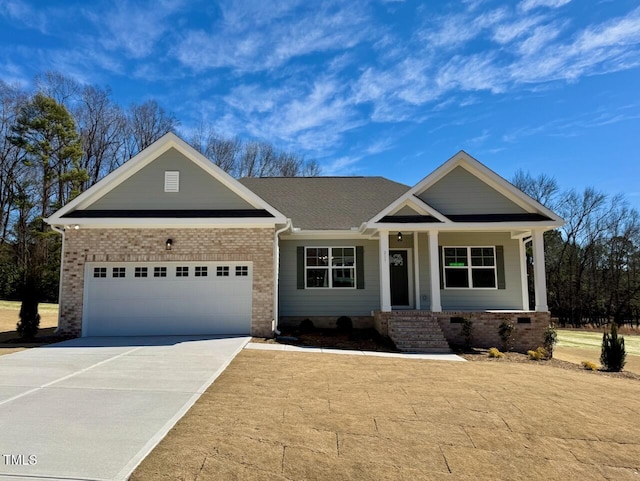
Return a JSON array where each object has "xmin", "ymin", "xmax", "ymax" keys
[
  {"xmin": 132, "ymin": 349, "xmax": 640, "ymax": 481},
  {"xmin": 0, "ymin": 301, "xmax": 59, "ymax": 356}
]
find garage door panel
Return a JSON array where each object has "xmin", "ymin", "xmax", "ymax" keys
[{"xmin": 84, "ymin": 262, "xmax": 253, "ymax": 336}]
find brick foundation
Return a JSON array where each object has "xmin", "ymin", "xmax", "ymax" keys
[
  {"xmin": 374, "ymin": 310, "xmax": 550, "ymax": 352},
  {"xmin": 58, "ymin": 227, "xmax": 275, "ymax": 337},
  {"xmin": 279, "ymin": 316, "xmax": 374, "ymax": 330}
]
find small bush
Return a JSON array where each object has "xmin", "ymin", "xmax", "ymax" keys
[
  {"xmin": 581, "ymin": 361, "xmax": 598, "ymax": 371},
  {"xmin": 298, "ymin": 318, "xmax": 315, "ymax": 333},
  {"xmin": 601, "ymin": 323, "xmax": 626, "ymax": 372},
  {"xmin": 17, "ymin": 295, "xmax": 40, "ymax": 339},
  {"xmin": 461, "ymin": 318, "xmax": 473, "ymax": 350},
  {"xmin": 336, "ymin": 316, "xmax": 353, "ymax": 333},
  {"xmin": 543, "ymin": 324, "xmax": 558, "ymax": 358},
  {"xmin": 527, "ymin": 347, "xmax": 548, "ymax": 361},
  {"xmin": 498, "ymin": 321, "xmax": 515, "ymax": 352},
  {"xmin": 488, "ymin": 347, "xmax": 505, "ymax": 358}
]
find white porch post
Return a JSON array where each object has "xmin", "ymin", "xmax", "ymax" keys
[
  {"xmin": 428, "ymin": 230, "xmax": 442, "ymax": 312},
  {"xmin": 532, "ymin": 229, "xmax": 548, "ymax": 312},
  {"xmin": 379, "ymin": 230, "xmax": 391, "ymax": 311},
  {"xmin": 413, "ymin": 232, "xmax": 420, "ymax": 310},
  {"xmin": 519, "ymin": 238, "xmax": 530, "ymax": 311}
]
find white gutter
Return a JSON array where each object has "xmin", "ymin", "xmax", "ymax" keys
[
  {"xmin": 50, "ymin": 225, "xmax": 65, "ymax": 335},
  {"xmin": 272, "ymin": 219, "xmax": 292, "ymax": 336}
]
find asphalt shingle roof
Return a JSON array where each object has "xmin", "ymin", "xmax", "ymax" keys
[{"xmin": 239, "ymin": 177, "xmax": 410, "ymax": 230}]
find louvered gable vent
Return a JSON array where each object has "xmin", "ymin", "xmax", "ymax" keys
[{"xmin": 164, "ymin": 171, "xmax": 179, "ymax": 192}]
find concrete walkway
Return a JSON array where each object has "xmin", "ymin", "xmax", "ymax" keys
[
  {"xmin": 0, "ymin": 335, "xmax": 250, "ymax": 481},
  {"xmin": 245, "ymin": 342, "xmax": 466, "ymax": 361}
]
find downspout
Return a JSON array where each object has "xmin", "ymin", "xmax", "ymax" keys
[
  {"xmin": 50, "ymin": 225, "xmax": 65, "ymax": 335},
  {"xmin": 272, "ymin": 219, "xmax": 292, "ymax": 336}
]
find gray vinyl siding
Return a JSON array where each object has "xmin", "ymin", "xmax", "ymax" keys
[
  {"xmin": 394, "ymin": 205, "xmax": 421, "ymax": 215},
  {"xmin": 438, "ymin": 232, "xmax": 523, "ymax": 310},
  {"xmin": 279, "ymin": 239, "xmax": 380, "ymax": 317},
  {"xmin": 88, "ymin": 148, "xmax": 255, "ymax": 210},
  {"xmin": 417, "ymin": 166, "xmax": 527, "ymax": 215}
]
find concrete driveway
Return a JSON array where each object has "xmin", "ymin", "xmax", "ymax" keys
[{"xmin": 0, "ymin": 335, "xmax": 250, "ymax": 481}]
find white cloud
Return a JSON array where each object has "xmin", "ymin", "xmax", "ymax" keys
[
  {"xmin": 519, "ymin": 0, "xmax": 571, "ymax": 13},
  {"xmin": 321, "ymin": 155, "xmax": 362, "ymax": 176},
  {"xmin": 0, "ymin": 0, "xmax": 47, "ymax": 33},
  {"xmin": 173, "ymin": 1, "xmax": 371, "ymax": 72}
]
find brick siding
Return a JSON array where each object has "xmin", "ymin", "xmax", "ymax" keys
[
  {"xmin": 374, "ymin": 310, "xmax": 550, "ymax": 352},
  {"xmin": 58, "ymin": 227, "xmax": 275, "ymax": 337}
]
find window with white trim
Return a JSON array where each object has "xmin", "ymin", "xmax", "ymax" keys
[
  {"xmin": 154, "ymin": 267, "xmax": 167, "ymax": 277},
  {"xmin": 176, "ymin": 266, "xmax": 189, "ymax": 277},
  {"xmin": 93, "ymin": 267, "xmax": 107, "ymax": 278},
  {"xmin": 305, "ymin": 247, "xmax": 355, "ymax": 288},
  {"xmin": 195, "ymin": 266, "xmax": 208, "ymax": 277},
  {"xmin": 216, "ymin": 266, "xmax": 229, "ymax": 277},
  {"xmin": 235, "ymin": 266, "xmax": 248, "ymax": 277},
  {"xmin": 443, "ymin": 246, "xmax": 496, "ymax": 289},
  {"xmin": 134, "ymin": 267, "xmax": 148, "ymax": 278},
  {"xmin": 112, "ymin": 267, "xmax": 126, "ymax": 278}
]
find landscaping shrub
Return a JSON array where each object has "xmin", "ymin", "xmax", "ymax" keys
[
  {"xmin": 336, "ymin": 316, "xmax": 353, "ymax": 333},
  {"xmin": 498, "ymin": 320, "xmax": 515, "ymax": 352},
  {"xmin": 527, "ymin": 347, "xmax": 548, "ymax": 361},
  {"xmin": 543, "ymin": 324, "xmax": 558, "ymax": 358},
  {"xmin": 461, "ymin": 318, "xmax": 473, "ymax": 350},
  {"xmin": 17, "ymin": 294, "xmax": 40, "ymax": 339},
  {"xmin": 488, "ymin": 347, "xmax": 505, "ymax": 358},
  {"xmin": 581, "ymin": 361, "xmax": 598, "ymax": 371},
  {"xmin": 298, "ymin": 318, "xmax": 315, "ymax": 333},
  {"xmin": 600, "ymin": 323, "xmax": 626, "ymax": 372}
]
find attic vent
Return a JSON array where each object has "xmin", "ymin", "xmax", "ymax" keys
[{"xmin": 164, "ymin": 171, "xmax": 179, "ymax": 192}]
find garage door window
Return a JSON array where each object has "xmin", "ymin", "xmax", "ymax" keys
[
  {"xmin": 112, "ymin": 267, "xmax": 126, "ymax": 278},
  {"xmin": 216, "ymin": 266, "xmax": 229, "ymax": 277},
  {"xmin": 195, "ymin": 266, "xmax": 208, "ymax": 277},
  {"xmin": 176, "ymin": 266, "xmax": 189, "ymax": 277},
  {"xmin": 93, "ymin": 267, "xmax": 107, "ymax": 278},
  {"xmin": 134, "ymin": 267, "xmax": 148, "ymax": 278},
  {"xmin": 154, "ymin": 267, "xmax": 167, "ymax": 277},
  {"xmin": 236, "ymin": 266, "xmax": 248, "ymax": 276}
]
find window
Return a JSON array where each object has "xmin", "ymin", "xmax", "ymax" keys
[
  {"xmin": 443, "ymin": 246, "xmax": 496, "ymax": 289},
  {"xmin": 216, "ymin": 266, "xmax": 229, "ymax": 277},
  {"xmin": 305, "ymin": 247, "xmax": 355, "ymax": 288},
  {"xmin": 195, "ymin": 266, "xmax": 208, "ymax": 277},
  {"xmin": 176, "ymin": 266, "xmax": 189, "ymax": 277},
  {"xmin": 112, "ymin": 267, "xmax": 126, "ymax": 278},
  {"xmin": 235, "ymin": 265, "xmax": 248, "ymax": 277},
  {"xmin": 134, "ymin": 267, "xmax": 148, "ymax": 278},
  {"xmin": 164, "ymin": 171, "xmax": 179, "ymax": 192},
  {"xmin": 154, "ymin": 267, "xmax": 167, "ymax": 277},
  {"xmin": 93, "ymin": 267, "xmax": 107, "ymax": 278}
]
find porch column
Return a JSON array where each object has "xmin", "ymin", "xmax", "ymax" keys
[
  {"xmin": 519, "ymin": 237, "xmax": 530, "ymax": 311},
  {"xmin": 428, "ymin": 230, "xmax": 442, "ymax": 312},
  {"xmin": 532, "ymin": 229, "xmax": 548, "ymax": 312},
  {"xmin": 413, "ymin": 232, "xmax": 420, "ymax": 310},
  {"xmin": 379, "ymin": 230, "xmax": 391, "ymax": 311}
]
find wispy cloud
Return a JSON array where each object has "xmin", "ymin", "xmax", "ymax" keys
[
  {"xmin": 173, "ymin": 1, "xmax": 371, "ymax": 72},
  {"xmin": 0, "ymin": 0, "xmax": 47, "ymax": 33},
  {"xmin": 519, "ymin": 0, "xmax": 572, "ymax": 13},
  {"xmin": 321, "ymin": 155, "xmax": 362, "ymax": 176}
]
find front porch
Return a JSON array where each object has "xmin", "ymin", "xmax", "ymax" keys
[{"xmin": 374, "ymin": 310, "xmax": 551, "ymax": 353}]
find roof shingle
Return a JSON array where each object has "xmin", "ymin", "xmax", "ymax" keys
[{"xmin": 238, "ymin": 177, "xmax": 409, "ymax": 230}]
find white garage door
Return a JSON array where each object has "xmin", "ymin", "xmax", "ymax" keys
[{"xmin": 83, "ymin": 262, "xmax": 252, "ymax": 336}]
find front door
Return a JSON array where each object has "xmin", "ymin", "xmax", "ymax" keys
[{"xmin": 390, "ymin": 250, "xmax": 409, "ymax": 307}]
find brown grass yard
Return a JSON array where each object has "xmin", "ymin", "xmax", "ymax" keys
[
  {"xmin": 131, "ymin": 349, "xmax": 640, "ymax": 481},
  {"xmin": 0, "ymin": 301, "xmax": 59, "ymax": 356}
]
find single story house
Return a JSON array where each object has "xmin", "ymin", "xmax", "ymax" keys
[{"xmin": 46, "ymin": 133, "xmax": 564, "ymax": 352}]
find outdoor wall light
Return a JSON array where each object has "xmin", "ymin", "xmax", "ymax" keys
[
  {"xmin": 397, "ymin": 232, "xmax": 403, "ymax": 242},
  {"xmin": 73, "ymin": 225, "xmax": 80, "ymax": 230},
  {"xmin": 166, "ymin": 238, "xmax": 173, "ymax": 250}
]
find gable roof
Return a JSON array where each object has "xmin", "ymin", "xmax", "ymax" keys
[
  {"xmin": 46, "ymin": 132, "xmax": 286, "ymax": 226},
  {"xmin": 239, "ymin": 177, "xmax": 409, "ymax": 230},
  {"xmin": 368, "ymin": 150, "xmax": 564, "ymax": 229}
]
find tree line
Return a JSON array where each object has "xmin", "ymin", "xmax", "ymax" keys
[
  {"xmin": 0, "ymin": 72, "xmax": 319, "ymax": 304},
  {"xmin": 513, "ymin": 171, "xmax": 640, "ymax": 327}
]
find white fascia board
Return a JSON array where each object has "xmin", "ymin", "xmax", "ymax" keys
[
  {"xmin": 47, "ymin": 217, "xmax": 287, "ymax": 229},
  {"xmin": 407, "ymin": 151, "xmax": 564, "ymax": 225},
  {"xmin": 368, "ymin": 195, "xmax": 448, "ymax": 224},
  {"xmin": 280, "ymin": 229, "xmax": 369, "ymax": 240},
  {"xmin": 51, "ymin": 132, "xmax": 286, "ymax": 220},
  {"xmin": 367, "ymin": 220, "xmax": 564, "ymax": 231}
]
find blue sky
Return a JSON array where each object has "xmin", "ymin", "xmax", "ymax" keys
[{"xmin": 1, "ymin": 0, "xmax": 639, "ymax": 209}]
